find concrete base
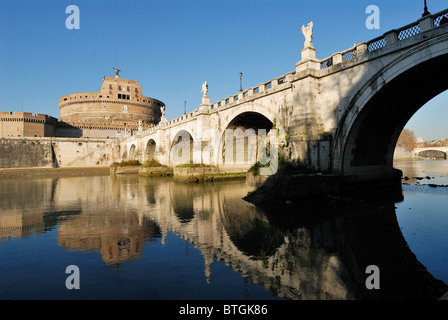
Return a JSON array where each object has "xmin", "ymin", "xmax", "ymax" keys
[
  {"xmin": 173, "ymin": 166, "xmax": 246, "ymax": 182},
  {"xmin": 139, "ymin": 166, "xmax": 173, "ymax": 176},
  {"xmin": 244, "ymin": 169, "xmax": 404, "ymax": 207}
]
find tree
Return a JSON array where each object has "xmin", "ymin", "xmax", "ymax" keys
[{"xmin": 396, "ymin": 129, "xmax": 416, "ymax": 151}]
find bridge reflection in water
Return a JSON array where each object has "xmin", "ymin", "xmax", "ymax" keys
[{"xmin": 0, "ymin": 176, "xmax": 446, "ymax": 300}]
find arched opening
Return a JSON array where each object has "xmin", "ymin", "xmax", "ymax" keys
[
  {"xmin": 129, "ymin": 144, "xmax": 137, "ymax": 160},
  {"xmin": 145, "ymin": 139, "xmax": 157, "ymax": 162},
  {"xmin": 220, "ymin": 112, "xmax": 273, "ymax": 168},
  {"xmin": 170, "ymin": 130, "xmax": 194, "ymax": 166},
  {"xmin": 335, "ymin": 53, "xmax": 448, "ymax": 177}
]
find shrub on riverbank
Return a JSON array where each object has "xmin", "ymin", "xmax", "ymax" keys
[
  {"xmin": 111, "ymin": 160, "xmax": 141, "ymax": 167},
  {"xmin": 142, "ymin": 159, "xmax": 166, "ymax": 167},
  {"xmin": 248, "ymin": 154, "xmax": 316, "ymax": 176},
  {"xmin": 176, "ymin": 163, "xmax": 215, "ymax": 168}
]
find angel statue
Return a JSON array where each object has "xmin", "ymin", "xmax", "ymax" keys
[
  {"xmin": 113, "ymin": 67, "xmax": 121, "ymax": 78},
  {"xmin": 301, "ymin": 22, "xmax": 314, "ymax": 48},
  {"xmin": 201, "ymin": 81, "xmax": 208, "ymax": 97},
  {"xmin": 160, "ymin": 105, "xmax": 166, "ymax": 117}
]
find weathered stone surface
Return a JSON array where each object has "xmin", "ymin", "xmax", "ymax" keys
[
  {"xmin": 0, "ymin": 137, "xmax": 119, "ymax": 169},
  {"xmin": 139, "ymin": 167, "xmax": 172, "ymax": 176},
  {"xmin": 118, "ymin": 12, "xmax": 448, "ymax": 182}
]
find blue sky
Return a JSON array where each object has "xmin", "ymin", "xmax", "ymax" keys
[{"xmin": 0, "ymin": 0, "xmax": 447, "ymax": 141}]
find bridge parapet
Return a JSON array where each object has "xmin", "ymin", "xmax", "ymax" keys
[
  {"xmin": 118, "ymin": 7, "xmax": 448, "ymax": 177},
  {"xmin": 320, "ymin": 8, "xmax": 448, "ymax": 71}
]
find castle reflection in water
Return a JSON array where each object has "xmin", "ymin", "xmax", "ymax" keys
[{"xmin": 0, "ymin": 175, "xmax": 446, "ymax": 300}]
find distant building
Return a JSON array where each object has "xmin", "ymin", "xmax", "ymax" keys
[
  {"xmin": 58, "ymin": 73, "xmax": 164, "ymax": 138},
  {"xmin": 0, "ymin": 72, "xmax": 165, "ymax": 139},
  {"xmin": 416, "ymin": 135, "xmax": 425, "ymax": 148},
  {"xmin": 0, "ymin": 112, "xmax": 58, "ymax": 137}
]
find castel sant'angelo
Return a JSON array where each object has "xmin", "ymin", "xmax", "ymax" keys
[{"xmin": 0, "ymin": 68, "xmax": 165, "ymax": 138}]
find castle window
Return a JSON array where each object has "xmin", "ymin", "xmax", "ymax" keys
[
  {"xmin": 127, "ymin": 87, "xmax": 130, "ymax": 92},
  {"xmin": 118, "ymin": 93, "xmax": 130, "ymax": 100},
  {"xmin": 118, "ymin": 85, "xmax": 122, "ymax": 91},
  {"xmin": 109, "ymin": 85, "xmax": 112, "ymax": 89}
]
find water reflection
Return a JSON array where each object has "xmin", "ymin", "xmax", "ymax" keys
[{"xmin": 0, "ymin": 175, "xmax": 446, "ymax": 300}]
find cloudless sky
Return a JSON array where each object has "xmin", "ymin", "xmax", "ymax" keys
[{"xmin": 0, "ymin": 0, "xmax": 447, "ymax": 140}]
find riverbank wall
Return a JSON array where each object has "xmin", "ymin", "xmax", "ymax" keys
[
  {"xmin": 0, "ymin": 137, "xmax": 119, "ymax": 169},
  {"xmin": 0, "ymin": 167, "xmax": 111, "ymax": 179}
]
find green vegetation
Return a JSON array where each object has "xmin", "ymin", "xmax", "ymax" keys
[
  {"xmin": 111, "ymin": 159, "xmax": 167, "ymax": 168},
  {"xmin": 141, "ymin": 159, "xmax": 166, "ymax": 167},
  {"xmin": 248, "ymin": 153, "xmax": 316, "ymax": 176},
  {"xmin": 111, "ymin": 160, "xmax": 141, "ymax": 167},
  {"xmin": 175, "ymin": 163, "xmax": 215, "ymax": 168}
]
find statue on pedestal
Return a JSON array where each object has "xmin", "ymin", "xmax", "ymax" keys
[
  {"xmin": 113, "ymin": 67, "xmax": 121, "ymax": 78},
  {"xmin": 301, "ymin": 22, "xmax": 314, "ymax": 48},
  {"xmin": 201, "ymin": 81, "xmax": 208, "ymax": 97},
  {"xmin": 160, "ymin": 105, "xmax": 166, "ymax": 117}
]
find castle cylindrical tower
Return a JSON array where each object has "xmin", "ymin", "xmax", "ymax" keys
[{"xmin": 58, "ymin": 75, "xmax": 164, "ymax": 132}]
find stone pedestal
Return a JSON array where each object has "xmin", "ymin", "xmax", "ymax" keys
[
  {"xmin": 159, "ymin": 116, "xmax": 167, "ymax": 126},
  {"xmin": 301, "ymin": 46, "xmax": 316, "ymax": 60},
  {"xmin": 295, "ymin": 46, "xmax": 320, "ymax": 72},
  {"xmin": 199, "ymin": 96, "xmax": 211, "ymax": 112}
]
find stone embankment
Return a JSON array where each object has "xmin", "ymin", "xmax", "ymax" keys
[
  {"xmin": 173, "ymin": 166, "xmax": 246, "ymax": 182},
  {"xmin": 110, "ymin": 165, "xmax": 173, "ymax": 177},
  {"xmin": 0, "ymin": 167, "xmax": 110, "ymax": 179}
]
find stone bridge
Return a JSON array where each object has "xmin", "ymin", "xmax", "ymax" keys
[
  {"xmin": 120, "ymin": 9, "xmax": 448, "ymax": 180},
  {"xmin": 413, "ymin": 146, "xmax": 448, "ymax": 158}
]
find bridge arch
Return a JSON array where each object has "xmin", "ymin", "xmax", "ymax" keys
[
  {"xmin": 215, "ymin": 105, "xmax": 284, "ymax": 167},
  {"xmin": 220, "ymin": 105, "xmax": 285, "ymax": 136},
  {"xmin": 332, "ymin": 33, "xmax": 448, "ymax": 177},
  {"xmin": 144, "ymin": 139, "xmax": 157, "ymax": 162},
  {"xmin": 129, "ymin": 144, "xmax": 137, "ymax": 160},
  {"xmin": 169, "ymin": 129, "xmax": 194, "ymax": 166}
]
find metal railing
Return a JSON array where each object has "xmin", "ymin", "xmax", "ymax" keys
[
  {"xmin": 367, "ymin": 36, "xmax": 386, "ymax": 52},
  {"xmin": 398, "ymin": 22, "xmax": 421, "ymax": 40},
  {"xmin": 434, "ymin": 9, "xmax": 448, "ymax": 27},
  {"xmin": 320, "ymin": 57, "xmax": 333, "ymax": 69},
  {"xmin": 342, "ymin": 48, "xmax": 357, "ymax": 61}
]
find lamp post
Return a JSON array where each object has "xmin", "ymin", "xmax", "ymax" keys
[
  {"xmin": 239, "ymin": 72, "xmax": 243, "ymax": 92},
  {"xmin": 422, "ymin": 0, "xmax": 431, "ymax": 17}
]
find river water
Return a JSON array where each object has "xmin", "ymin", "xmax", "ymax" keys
[{"xmin": 0, "ymin": 161, "xmax": 447, "ymax": 300}]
